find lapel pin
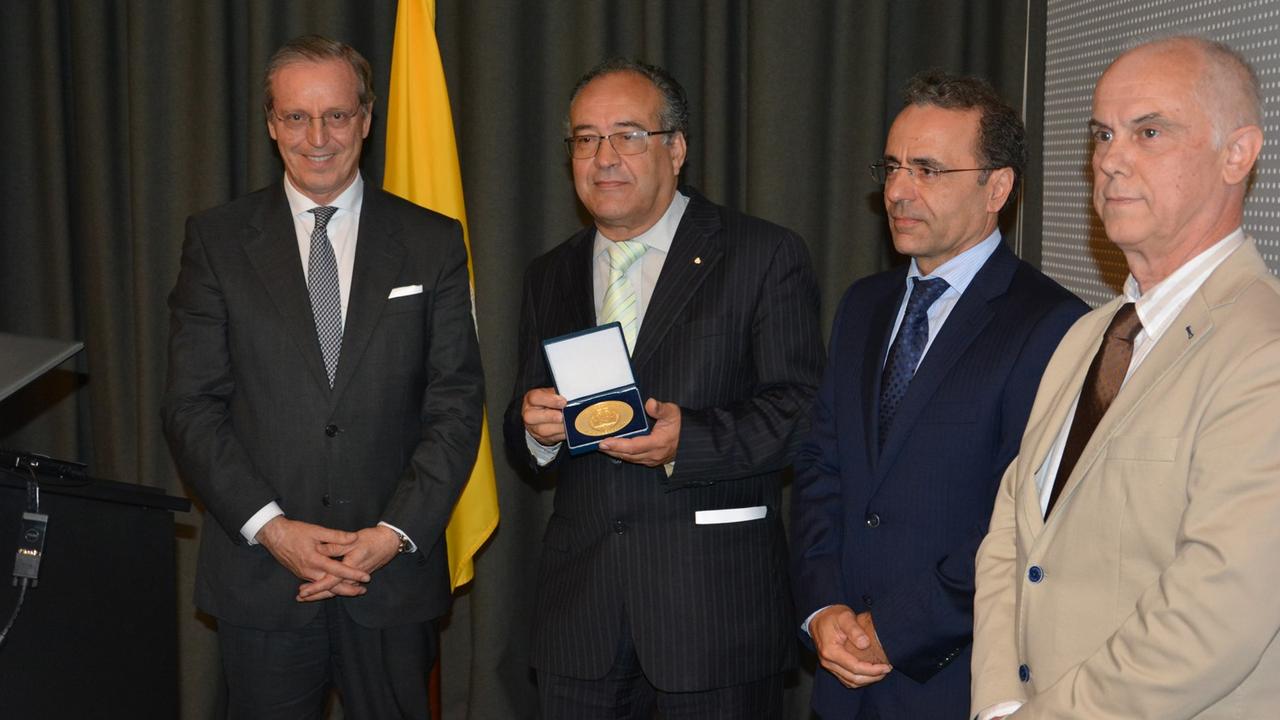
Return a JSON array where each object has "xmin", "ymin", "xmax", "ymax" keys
[
  {"xmin": 1186, "ymin": 325, "xmax": 1194, "ymax": 339},
  {"xmin": 693, "ymin": 257, "xmax": 702, "ymax": 265}
]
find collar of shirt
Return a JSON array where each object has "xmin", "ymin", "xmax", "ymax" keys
[
  {"xmin": 1122, "ymin": 227, "xmax": 1244, "ymax": 366},
  {"xmin": 905, "ymin": 228, "xmax": 1002, "ymax": 294},
  {"xmin": 591, "ymin": 191, "xmax": 691, "ymax": 324},
  {"xmin": 592, "ymin": 190, "xmax": 689, "ymax": 260},
  {"xmin": 284, "ymin": 172, "xmax": 365, "ymax": 322},
  {"xmin": 283, "ymin": 171, "xmax": 365, "ymax": 223},
  {"xmin": 886, "ymin": 229, "xmax": 1003, "ymax": 368}
]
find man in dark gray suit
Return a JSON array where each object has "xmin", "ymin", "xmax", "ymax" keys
[
  {"xmin": 162, "ymin": 35, "xmax": 483, "ymax": 719},
  {"xmin": 506, "ymin": 58, "xmax": 824, "ymax": 718}
]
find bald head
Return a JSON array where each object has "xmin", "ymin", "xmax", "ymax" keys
[
  {"xmin": 1111, "ymin": 36, "xmax": 1261, "ymax": 147},
  {"xmin": 1090, "ymin": 35, "xmax": 1265, "ymax": 288}
]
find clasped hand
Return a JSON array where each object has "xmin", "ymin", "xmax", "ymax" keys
[
  {"xmin": 810, "ymin": 605, "xmax": 893, "ymax": 688},
  {"xmin": 256, "ymin": 516, "xmax": 401, "ymax": 602}
]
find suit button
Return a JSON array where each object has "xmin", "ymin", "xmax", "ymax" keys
[
  {"xmin": 609, "ymin": 457, "xmax": 622, "ymax": 465},
  {"xmin": 324, "ymin": 424, "xmax": 338, "ymax": 437},
  {"xmin": 613, "ymin": 520, "xmax": 626, "ymax": 534},
  {"xmin": 865, "ymin": 513, "xmax": 881, "ymax": 528},
  {"xmin": 1028, "ymin": 565, "xmax": 1044, "ymax": 583},
  {"xmin": 862, "ymin": 594, "xmax": 873, "ymax": 607},
  {"xmin": 322, "ymin": 493, "xmax": 331, "ymax": 507},
  {"xmin": 1019, "ymin": 664, "xmax": 1031, "ymax": 682}
]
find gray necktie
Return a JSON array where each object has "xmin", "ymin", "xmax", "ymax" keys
[{"xmin": 308, "ymin": 206, "xmax": 342, "ymax": 387}]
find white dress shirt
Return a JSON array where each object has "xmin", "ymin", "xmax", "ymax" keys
[
  {"xmin": 526, "ymin": 191, "xmax": 690, "ymax": 465},
  {"xmin": 239, "ymin": 173, "xmax": 414, "ymax": 551},
  {"xmin": 977, "ymin": 228, "xmax": 1246, "ymax": 720}
]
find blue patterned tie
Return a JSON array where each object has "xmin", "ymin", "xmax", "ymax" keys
[
  {"xmin": 878, "ymin": 276, "xmax": 949, "ymax": 449},
  {"xmin": 308, "ymin": 206, "xmax": 342, "ymax": 388}
]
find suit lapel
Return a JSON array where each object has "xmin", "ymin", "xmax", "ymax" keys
[
  {"xmin": 560, "ymin": 227, "xmax": 597, "ymax": 333},
  {"xmin": 1058, "ymin": 300, "xmax": 1209, "ymax": 508},
  {"xmin": 1014, "ymin": 308, "xmax": 1109, "ymax": 534},
  {"xmin": 875, "ymin": 244, "xmax": 1013, "ymax": 476},
  {"xmin": 1047, "ymin": 245, "xmax": 1273, "ymax": 516},
  {"xmin": 243, "ymin": 184, "xmax": 332, "ymax": 392},
  {"xmin": 1043, "ymin": 240, "xmax": 1264, "ymax": 520},
  {"xmin": 862, "ymin": 274, "xmax": 907, "ymax": 468},
  {"xmin": 630, "ymin": 192, "xmax": 724, "ymax": 372},
  {"xmin": 330, "ymin": 188, "xmax": 406, "ymax": 404}
]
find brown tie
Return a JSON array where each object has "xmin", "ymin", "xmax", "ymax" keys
[{"xmin": 1045, "ymin": 303, "xmax": 1143, "ymax": 516}]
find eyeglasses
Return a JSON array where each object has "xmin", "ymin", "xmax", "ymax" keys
[
  {"xmin": 564, "ymin": 129, "xmax": 677, "ymax": 159},
  {"xmin": 271, "ymin": 107, "xmax": 364, "ymax": 132},
  {"xmin": 869, "ymin": 161, "xmax": 996, "ymax": 184}
]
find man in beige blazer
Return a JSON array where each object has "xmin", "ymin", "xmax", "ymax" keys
[{"xmin": 970, "ymin": 36, "xmax": 1280, "ymax": 719}]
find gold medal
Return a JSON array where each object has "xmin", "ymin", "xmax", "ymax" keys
[{"xmin": 573, "ymin": 400, "xmax": 634, "ymax": 437}]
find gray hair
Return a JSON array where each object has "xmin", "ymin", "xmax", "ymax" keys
[
  {"xmin": 263, "ymin": 35, "xmax": 375, "ymax": 117},
  {"xmin": 566, "ymin": 58, "xmax": 689, "ymax": 142}
]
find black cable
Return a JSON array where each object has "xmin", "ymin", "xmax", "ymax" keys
[
  {"xmin": 0, "ymin": 464, "xmax": 45, "ymax": 651},
  {"xmin": 0, "ymin": 577, "xmax": 30, "ymax": 649}
]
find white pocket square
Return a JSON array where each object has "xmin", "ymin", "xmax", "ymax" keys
[
  {"xmin": 388, "ymin": 284, "xmax": 423, "ymax": 299},
  {"xmin": 694, "ymin": 505, "xmax": 767, "ymax": 525}
]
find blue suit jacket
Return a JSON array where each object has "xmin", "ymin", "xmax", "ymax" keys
[{"xmin": 792, "ymin": 242, "xmax": 1086, "ymax": 719}]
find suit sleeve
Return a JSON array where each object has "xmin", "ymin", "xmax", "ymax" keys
[
  {"xmin": 1016, "ymin": 338, "xmax": 1280, "ymax": 719},
  {"xmin": 161, "ymin": 216, "xmax": 279, "ymax": 541},
  {"xmin": 791, "ymin": 286, "xmax": 856, "ymax": 644},
  {"xmin": 873, "ymin": 297, "xmax": 1086, "ymax": 682},
  {"xmin": 669, "ymin": 231, "xmax": 823, "ymax": 484},
  {"xmin": 379, "ymin": 220, "xmax": 485, "ymax": 547}
]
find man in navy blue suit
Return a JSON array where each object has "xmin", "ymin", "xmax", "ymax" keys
[{"xmin": 791, "ymin": 70, "xmax": 1087, "ymax": 718}]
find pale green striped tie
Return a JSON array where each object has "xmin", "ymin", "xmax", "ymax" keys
[{"xmin": 600, "ymin": 240, "xmax": 647, "ymax": 354}]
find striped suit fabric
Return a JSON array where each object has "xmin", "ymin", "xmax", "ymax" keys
[{"xmin": 504, "ymin": 188, "xmax": 824, "ymax": 695}]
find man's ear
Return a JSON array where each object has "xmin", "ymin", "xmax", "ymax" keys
[
  {"xmin": 668, "ymin": 132, "xmax": 688, "ymax": 176},
  {"xmin": 1222, "ymin": 124, "xmax": 1263, "ymax": 186},
  {"xmin": 984, "ymin": 167, "xmax": 1015, "ymax": 214}
]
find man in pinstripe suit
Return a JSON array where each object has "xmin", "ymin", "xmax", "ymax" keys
[{"xmin": 505, "ymin": 58, "xmax": 824, "ymax": 718}]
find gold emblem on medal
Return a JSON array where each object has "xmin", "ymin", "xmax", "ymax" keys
[{"xmin": 574, "ymin": 400, "xmax": 634, "ymax": 437}]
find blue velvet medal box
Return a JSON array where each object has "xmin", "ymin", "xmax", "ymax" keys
[{"xmin": 542, "ymin": 322, "xmax": 650, "ymax": 455}]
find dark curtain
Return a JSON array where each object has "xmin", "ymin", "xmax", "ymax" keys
[{"xmin": 0, "ymin": 2, "xmax": 1033, "ymax": 717}]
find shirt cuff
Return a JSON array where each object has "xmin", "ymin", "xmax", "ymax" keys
[
  {"xmin": 801, "ymin": 605, "xmax": 832, "ymax": 636},
  {"xmin": 525, "ymin": 429, "xmax": 561, "ymax": 466},
  {"xmin": 976, "ymin": 700, "xmax": 1023, "ymax": 720},
  {"xmin": 378, "ymin": 520, "xmax": 417, "ymax": 553},
  {"xmin": 241, "ymin": 501, "xmax": 284, "ymax": 544}
]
